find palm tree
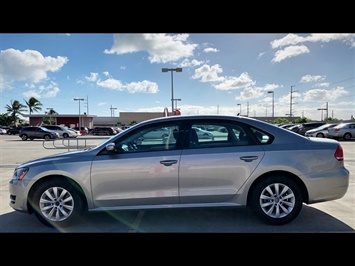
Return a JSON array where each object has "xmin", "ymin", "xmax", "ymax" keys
[
  {"xmin": 44, "ymin": 108, "xmax": 58, "ymax": 125},
  {"xmin": 5, "ymin": 100, "xmax": 28, "ymax": 125},
  {"xmin": 25, "ymin": 97, "xmax": 43, "ymax": 114}
]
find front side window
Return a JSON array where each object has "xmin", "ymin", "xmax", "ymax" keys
[{"xmin": 112, "ymin": 122, "xmax": 181, "ymax": 153}]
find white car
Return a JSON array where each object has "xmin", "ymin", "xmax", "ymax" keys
[
  {"xmin": 41, "ymin": 125, "xmax": 77, "ymax": 138},
  {"xmin": 327, "ymin": 122, "xmax": 355, "ymax": 140},
  {"xmin": 305, "ymin": 123, "xmax": 338, "ymax": 138}
]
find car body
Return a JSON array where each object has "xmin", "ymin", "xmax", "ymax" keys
[
  {"xmin": 7, "ymin": 126, "xmax": 23, "ymax": 135},
  {"xmin": 287, "ymin": 124, "xmax": 301, "ymax": 134},
  {"xmin": 68, "ymin": 128, "xmax": 81, "ymax": 136},
  {"xmin": 305, "ymin": 123, "xmax": 338, "ymax": 138},
  {"xmin": 297, "ymin": 122, "xmax": 326, "ymax": 136},
  {"xmin": 72, "ymin": 126, "xmax": 88, "ymax": 135},
  {"xmin": 0, "ymin": 127, "xmax": 7, "ymax": 134},
  {"xmin": 91, "ymin": 126, "xmax": 117, "ymax": 136},
  {"xmin": 41, "ymin": 125, "xmax": 77, "ymax": 138},
  {"xmin": 9, "ymin": 115, "xmax": 349, "ymax": 228},
  {"xmin": 19, "ymin": 126, "xmax": 60, "ymax": 141},
  {"xmin": 327, "ymin": 122, "xmax": 355, "ymax": 140}
]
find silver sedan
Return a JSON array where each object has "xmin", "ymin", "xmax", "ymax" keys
[{"xmin": 9, "ymin": 115, "xmax": 349, "ymax": 228}]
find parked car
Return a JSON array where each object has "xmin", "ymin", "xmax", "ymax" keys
[
  {"xmin": 72, "ymin": 126, "xmax": 88, "ymax": 135},
  {"xmin": 0, "ymin": 127, "xmax": 7, "ymax": 134},
  {"xmin": 19, "ymin": 126, "xmax": 60, "ymax": 141},
  {"xmin": 41, "ymin": 125, "xmax": 77, "ymax": 138},
  {"xmin": 287, "ymin": 124, "xmax": 301, "ymax": 134},
  {"xmin": 327, "ymin": 122, "xmax": 355, "ymax": 140},
  {"xmin": 7, "ymin": 126, "xmax": 23, "ymax": 135},
  {"xmin": 297, "ymin": 122, "xmax": 326, "ymax": 136},
  {"xmin": 192, "ymin": 126, "xmax": 214, "ymax": 140},
  {"xmin": 91, "ymin": 127, "xmax": 117, "ymax": 136},
  {"xmin": 9, "ymin": 115, "xmax": 349, "ymax": 228},
  {"xmin": 305, "ymin": 123, "xmax": 338, "ymax": 138},
  {"xmin": 68, "ymin": 128, "xmax": 81, "ymax": 136}
]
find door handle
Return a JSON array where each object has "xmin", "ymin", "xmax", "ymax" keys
[
  {"xmin": 160, "ymin": 160, "xmax": 178, "ymax": 166},
  {"xmin": 239, "ymin": 156, "xmax": 258, "ymax": 162}
]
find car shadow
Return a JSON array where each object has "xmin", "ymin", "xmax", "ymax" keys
[{"xmin": 1, "ymin": 205, "xmax": 353, "ymax": 233}]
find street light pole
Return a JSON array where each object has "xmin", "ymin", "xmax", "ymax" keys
[
  {"xmin": 268, "ymin": 91, "xmax": 274, "ymax": 117},
  {"xmin": 74, "ymin": 98, "xmax": 84, "ymax": 130},
  {"xmin": 162, "ymin": 68, "xmax": 182, "ymax": 115},
  {"xmin": 237, "ymin": 103, "xmax": 241, "ymax": 115}
]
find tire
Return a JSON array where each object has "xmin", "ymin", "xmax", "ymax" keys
[
  {"xmin": 250, "ymin": 176, "xmax": 303, "ymax": 225},
  {"xmin": 343, "ymin": 133, "xmax": 352, "ymax": 141},
  {"xmin": 21, "ymin": 134, "xmax": 28, "ymax": 141},
  {"xmin": 63, "ymin": 133, "xmax": 69, "ymax": 138},
  {"xmin": 31, "ymin": 178, "xmax": 86, "ymax": 228},
  {"xmin": 316, "ymin": 133, "xmax": 324, "ymax": 138},
  {"xmin": 44, "ymin": 134, "xmax": 51, "ymax": 140}
]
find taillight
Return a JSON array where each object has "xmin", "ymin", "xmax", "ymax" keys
[
  {"xmin": 334, "ymin": 145, "xmax": 344, "ymax": 161},
  {"xmin": 334, "ymin": 128, "xmax": 340, "ymax": 132}
]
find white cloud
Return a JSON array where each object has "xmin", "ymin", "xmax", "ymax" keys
[
  {"xmin": 126, "ymin": 80, "xmax": 159, "ymax": 93},
  {"xmin": 272, "ymin": 45, "xmax": 310, "ymax": 63},
  {"xmin": 214, "ymin": 72, "xmax": 255, "ymax": 90},
  {"xmin": 104, "ymin": 34, "xmax": 198, "ymax": 64},
  {"xmin": 0, "ymin": 48, "xmax": 68, "ymax": 83},
  {"xmin": 300, "ymin": 74, "xmax": 325, "ymax": 83},
  {"xmin": 192, "ymin": 64, "xmax": 224, "ymax": 83}
]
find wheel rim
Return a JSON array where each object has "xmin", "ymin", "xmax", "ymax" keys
[
  {"xmin": 39, "ymin": 186, "xmax": 74, "ymax": 222},
  {"xmin": 344, "ymin": 134, "xmax": 351, "ymax": 140},
  {"xmin": 259, "ymin": 183, "xmax": 295, "ymax": 219}
]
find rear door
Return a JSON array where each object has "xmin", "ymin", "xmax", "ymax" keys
[{"xmin": 178, "ymin": 120, "xmax": 265, "ymax": 204}]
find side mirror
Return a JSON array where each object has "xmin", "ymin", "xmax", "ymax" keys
[{"xmin": 105, "ymin": 143, "xmax": 115, "ymax": 152}]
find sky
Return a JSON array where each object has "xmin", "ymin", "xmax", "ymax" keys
[{"xmin": 1, "ymin": 33, "xmax": 354, "ymax": 121}]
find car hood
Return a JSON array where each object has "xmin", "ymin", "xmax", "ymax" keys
[{"xmin": 17, "ymin": 149, "xmax": 97, "ymax": 168}]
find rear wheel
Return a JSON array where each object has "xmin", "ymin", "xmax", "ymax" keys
[
  {"xmin": 250, "ymin": 176, "xmax": 303, "ymax": 225},
  {"xmin": 63, "ymin": 133, "xmax": 69, "ymax": 138},
  {"xmin": 31, "ymin": 178, "xmax": 86, "ymax": 228},
  {"xmin": 21, "ymin": 134, "xmax": 28, "ymax": 141}
]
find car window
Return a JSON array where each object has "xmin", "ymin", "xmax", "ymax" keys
[
  {"xmin": 108, "ymin": 123, "xmax": 181, "ymax": 154},
  {"xmin": 186, "ymin": 122, "xmax": 272, "ymax": 149}
]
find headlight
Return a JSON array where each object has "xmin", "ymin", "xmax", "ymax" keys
[{"xmin": 13, "ymin": 167, "xmax": 29, "ymax": 180}]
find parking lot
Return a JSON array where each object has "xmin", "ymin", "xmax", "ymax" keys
[{"xmin": 0, "ymin": 134, "xmax": 354, "ymax": 233}]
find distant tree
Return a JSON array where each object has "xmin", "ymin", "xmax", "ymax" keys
[
  {"xmin": 0, "ymin": 113, "xmax": 13, "ymax": 126},
  {"xmin": 5, "ymin": 100, "xmax": 27, "ymax": 125},
  {"xmin": 324, "ymin": 117, "xmax": 339, "ymax": 122},
  {"xmin": 24, "ymin": 97, "xmax": 43, "ymax": 114},
  {"xmin": 293, "ymin": 117, "xmax": 312, "ymax": 124},
  {"xmin": 273, "ymin": 117, "xmax": 290, "ymax": 125}
]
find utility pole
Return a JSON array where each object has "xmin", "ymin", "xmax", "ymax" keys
[
  {"xmin": 110, "ymin": 105, "xmax": 117, "ymax": 126},
  {"xmin": 290, "ymin": 85, "xmax": 298, "ymax": 117}
]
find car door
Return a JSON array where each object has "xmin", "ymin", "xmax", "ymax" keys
[
  {"xmin": 90, "ymin": 122, "xmax": 182, "ymax": 208},
  {"xmin": 178, "ymin": 121, "xmax": 265, "ymax": 204}
]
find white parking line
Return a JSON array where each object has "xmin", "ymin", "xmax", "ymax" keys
[{"xmin": 128, "ymin": 210, "xmax": 145, "ymax": 233}]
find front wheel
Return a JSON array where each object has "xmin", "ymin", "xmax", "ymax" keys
[
  {"xmin": 250, "ymin": 176, "xmax": 303, "ymax": 225},
  {"xmin": 343, "ymin": 133, "xmax": 352, "ymax": 141},
  {"xmin": 44, "ymin": 134, "xmax": 51, "ymax": 140},
  {"xmin": 21, "ymin": 134, "xmax": 28, "ymax": 141},
  {"xmin": 31, "ymin": 178, "xmax": 86, "ymax": 228}
]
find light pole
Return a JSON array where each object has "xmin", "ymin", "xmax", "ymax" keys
[
  {"xmin": 174, "ymin": 98, "xmax": 181, "ymax": 111},
  {"xmin": 237, "ymin": 103, "xmax": 241, "ymax": 115},
  {"xmin": 162, "ymin": 68, "xmax": 182, "ymax": 115},
  {"xmin": 268, "ymin": 91, "xmax": 274, "ymax": 117},
  {"xmin": 46, "ymin": 108, "xmax": 53, "ymax": 125},
  {"xmin": 74, "ymin": 98, "xmax": 84, "ymax": 129}
]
